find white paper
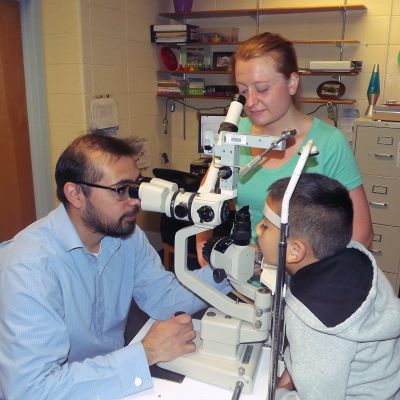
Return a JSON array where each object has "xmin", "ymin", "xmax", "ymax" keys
[{"xmin": 91, "ymin": 97, "xmax": 119, "ymax": 129}]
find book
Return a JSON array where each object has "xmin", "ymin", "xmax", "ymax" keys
[
  {"xmin": 151, "ymin": 24, "xmax": 198, "ymax": 32},
  {"xmin": 155, "ymin": 37, "xmax": 190, "ymax": 43},
  {"xmin": 155, "ymin": 31, "xmax": 192, "ymax": 38},
  {"xmin": 150, "ymin": 24, "xmax": 199, "ymax": 43}
]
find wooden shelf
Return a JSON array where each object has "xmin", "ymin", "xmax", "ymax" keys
[
  {"xmin": 162, "ymin": 39, "xmax": 360, "ymax": 47},
  {"xmin": 159, "ymin": 70, "xmax": 359, "ymax": 76},
  {"xmin": 157, "ymin": 93, "xmax": 232, "ymax": 100},
  {"xmin": 157, "ymin": 93, "xmax": 356, "ymax": 104},
  {"xmin": 301, "ymin": 97, "xmax": 356, "ymax": 104},
  {"xmin": 164, "ymin": 70, "xmax": 233, "ymax": 75},
  {"xmin": 160, "ymin": 5, "xmax": 366, "ymax": 20},
  {"xmin": 292, "ymin": 39, "xmax": 360, "ymax": 45},
  {"xmin": 299, "ymin": 70, "xmax": 359, "ymax": 76}
]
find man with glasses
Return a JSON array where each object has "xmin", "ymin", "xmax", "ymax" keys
[{"xmin": 0, "ymin": 134, "xmax": 231, "ymax": 400}]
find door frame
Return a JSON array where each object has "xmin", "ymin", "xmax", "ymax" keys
[{"xmin": 20, "ymin": 0, "xmax": 53, "ymax": 219}]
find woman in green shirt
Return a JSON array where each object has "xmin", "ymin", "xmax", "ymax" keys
[{"xmin": 197, "ymin": 32, "xmax": 373, "ymax": 266}]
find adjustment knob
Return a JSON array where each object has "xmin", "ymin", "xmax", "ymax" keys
[
  {"xmin": 218, "ymin": 166, "xmax": 232, "ymax": 180},
  {"xmin": 220, "ymin": 200, "xmax": 230, "ymax": 223},
  {"xmin": 213, "ymin": 268, "xmax": 227, "ymax": 283},
  {"xmin": 197, "ymin": 205, "xmax": 214, "ymax": 223},
  {"xmin": 174, "ymin": 203, "xmax": 188, "ymax": 218}
]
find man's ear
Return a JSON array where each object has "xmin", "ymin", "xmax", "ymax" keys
[
  {"xmin": 63, "ymin": 182, "xmax": 85, "ymax": 209},
  {"xmin": 287, "ymin": 238, "xmax": 307, "ymax": 264}
]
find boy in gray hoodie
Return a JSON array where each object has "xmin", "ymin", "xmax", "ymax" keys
[{"xmin": 257, "ymin": 173, "xmax": 400, "ymax": 400}]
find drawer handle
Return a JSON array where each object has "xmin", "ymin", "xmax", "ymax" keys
[
  {"xmin": 369, "ymin": 249, "xmax": 382, "ymax": 255},
  {"xmin": 368, "ymin": 201, "xmax": 388, "ymax": 208},
  {"xmin": 373, "ymin": 153, "xmax": 393, "ymax": 159}
]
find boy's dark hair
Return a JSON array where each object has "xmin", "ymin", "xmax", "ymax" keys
[
  {"xmin": 268, "ymin": 173, "xmax": 353, "ymax": 259},
  {"xmin": 55, "ymin": 133, "xmax": 141, "ymax": 206}
]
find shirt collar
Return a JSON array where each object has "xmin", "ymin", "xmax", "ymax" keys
[
  {"xmin": 51, "ymin": 204, "xmax": 86, "ymax": 252},
  {"xmin": 52, "ymin": 204, "xmax": 123, "ymax": 256}
]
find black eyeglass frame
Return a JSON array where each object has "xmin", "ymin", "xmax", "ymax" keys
[{"xmin": 75, "ymin": 180, "xmax": 141, "ymax": 201}]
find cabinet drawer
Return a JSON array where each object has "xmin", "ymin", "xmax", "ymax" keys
[
  {"xmin": 354, "ymin": 126, "xmax": 400, "ymax": 178},
  {"xmin": 363, "ymin": 175, "xmax": 400, "ymax": 226},
  {"xmin": 370, "ymin": 224, "xmax": 400, "ymax": 274}
]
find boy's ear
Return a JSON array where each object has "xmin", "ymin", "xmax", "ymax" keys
[
  {"xmin": 287, "ymin": 238, "xmax": 307, "ymax": 264},
  {"xmin": 64, "ymin": 182, "xmax": 84, "ymax": 209}
]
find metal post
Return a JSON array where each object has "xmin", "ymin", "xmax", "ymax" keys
[{"xmin": 267, "ymin": 223, "xmax": 288, "ymax": 400}]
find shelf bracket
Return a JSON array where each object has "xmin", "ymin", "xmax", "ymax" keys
[{"xmin": 183, "ymin": 97, "xmax": 187, "ymax": 140}]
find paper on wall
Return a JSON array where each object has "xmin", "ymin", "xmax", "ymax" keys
[{"xmin": 91, "ymin": 97, "xmax": 119, "ymax": 130}]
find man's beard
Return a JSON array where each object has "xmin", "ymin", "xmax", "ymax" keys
[{"xmin": 82, "ymin": 199, "xmax": 139, "ymax": 239}]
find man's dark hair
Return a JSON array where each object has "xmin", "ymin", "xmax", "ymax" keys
[
  {"xmin": 268, "ymin": 173, "xmax": 353, "ymax": 259},
  {"xmin": 55, "ymin": 133, "xmax": 141, "ymax": 205}
]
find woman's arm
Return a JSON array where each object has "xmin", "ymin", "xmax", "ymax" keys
[{"xmin": 349, "ymin": 185, "xmax": 373, "ymax": 249}]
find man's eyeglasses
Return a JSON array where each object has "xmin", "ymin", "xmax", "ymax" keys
[{"xmin": 75, "ymin": 180, "xmax": 143, "ymax": 201}]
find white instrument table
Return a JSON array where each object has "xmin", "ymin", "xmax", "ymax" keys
[{"xmin": 123, "ymin": 319, "xmax": 270, "ymax": 400}]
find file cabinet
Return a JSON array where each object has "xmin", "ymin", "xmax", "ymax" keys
[{"xmin": 353, "ymin": 119, "xmax": 400, "ymax": 296}]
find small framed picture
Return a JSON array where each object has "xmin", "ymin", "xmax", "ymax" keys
[
  {"xmin": 317, "ymin": 80, "xmax": 346, "ymax": 99},
  {"xmin": 212, "ymin": 51, "xmax": 234, "ymax": 70},
  {"xmin": 186, "ymin": 47, "xmax": 206, "ymax": 65}
]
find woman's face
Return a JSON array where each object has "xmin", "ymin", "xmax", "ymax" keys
[{"xmin": 235, "ymin": 56, "xmax": 298, "ymax": 128}]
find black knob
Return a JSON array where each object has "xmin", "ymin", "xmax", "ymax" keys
[
  {"xmin": 218, "ymin": 166, "xmax": 232, "ymax": 180},
  {"xmin": 174, "ymin": 203, "xmax": 188, "ymax": 218},
  {"xmin": 213, "ymin": 268, "xmax": 227, "ymax": 283},
  {"xmin": 220, "ymin": 201, "xmax": 230, "ymax": 223},
  {"xmin": 233, "ymin": 93, "xmax": 246, "ymax": 106},
  {"xmin": 197, "ymin": 205, "xmax": 214, "ymax": 223}
]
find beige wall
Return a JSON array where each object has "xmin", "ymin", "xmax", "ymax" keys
[
  {"xmin": 40, "ymin": 0, "xmax": 172, "ymax": 245},
  {"xmin": 41, "ymin": 0, "xmax": 170, "ymax": 180}
]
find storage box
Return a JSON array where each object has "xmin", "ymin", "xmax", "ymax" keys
[
  {"xmin": 188, "ymin": 78, "xmax": 205, "ymax": 95},
  {"xmin": 150, "ymin": 24, "xmax": 199, "ymax": 44},
  {"xmin": 198, "ymin": 27, "xmax": 239, "ymax": 44},
  {"xmin": 372, "ymin": 106, "xmax": 400, "ymax": 122}
]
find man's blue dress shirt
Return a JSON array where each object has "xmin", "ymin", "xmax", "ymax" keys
[{"xmin": 0, "ymin": 204, "xmax": 230, "ymax": 399}]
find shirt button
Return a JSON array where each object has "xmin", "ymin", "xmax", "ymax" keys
[{"xmin": 134, "ymin": 377, "xmax": 143, "ymax": 387}]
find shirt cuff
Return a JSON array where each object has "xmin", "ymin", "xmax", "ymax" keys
[{"xmin": 111, "ymin": 342, "xmax": 153, "ymax": 397}]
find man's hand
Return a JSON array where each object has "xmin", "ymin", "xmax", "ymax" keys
[{"xmin": 142, "ymin": 313, "xmax": 196, "ymax": 366}]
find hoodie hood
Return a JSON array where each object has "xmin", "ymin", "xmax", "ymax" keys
[{"xmin": 286, "ymin": 241, "xmax": 400, "ymax": 342}]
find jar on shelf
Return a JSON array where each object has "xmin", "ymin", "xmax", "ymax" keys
[{"xmin": 173, "ymin": 0, "xmax": 193, "ymax": 13}]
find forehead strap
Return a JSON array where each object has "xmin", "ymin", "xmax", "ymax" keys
[{"xmin": 263, "ymin": 203, "xmax": 281, "ymax": 228}]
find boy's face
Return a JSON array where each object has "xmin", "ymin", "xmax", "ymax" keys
[{"xmin": 256, "ymin": 196, "xmax": 281, "ymax": 267}]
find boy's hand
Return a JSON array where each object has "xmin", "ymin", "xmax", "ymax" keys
[
  {"xmin": 277, "ymin": 369, "xmax": 294, "ymax": 391},
  {"xmin": 142, "ymin": 313, "xmax": 196, "ymax": 365}
]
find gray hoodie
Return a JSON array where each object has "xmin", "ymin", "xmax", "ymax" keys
[{"xmin": 280, "ymin": 241, "xmax": 400, "ymax": 400}]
